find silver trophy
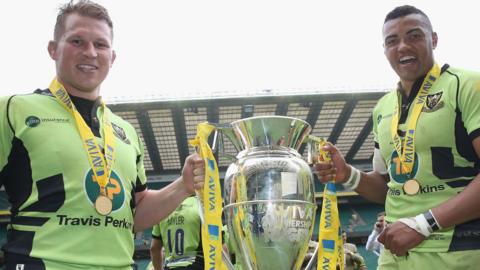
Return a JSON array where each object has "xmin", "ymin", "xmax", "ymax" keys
[{"xmin": 217, "ymin": 116, "xmax": 317, "ymax": 270}]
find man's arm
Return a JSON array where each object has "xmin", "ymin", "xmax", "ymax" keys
[
  {"xmin": 150, "ymin": 238, "xmax": 164, "ymax": 270},
  {"xmin": 0, "ymin": 96, "xmax": 15, "ymax": 188},
  {"xmin": 134, "ymin": 154, "xmax": 204, "ymax": 232},
  {"xmin": 379, "ymin": 137, "xmax": 480, "ymax": 256},
  {"xmin": 353, "ymin": 170, "xmax": 389, "ymax": 204},
  {"xmin": 313, "ymin": 144, "xmax": 389, "ymax": 204},
  {"xmin": 365, "ymin": 229, "xmax": 380, "ymax": 251},
  {"xmin": 351, "ymin": 253, "xmax": 367, "ymax": 270},
  {"xmin": 432, "ymin": 137, "xmax": 480, "ymax": 227}
]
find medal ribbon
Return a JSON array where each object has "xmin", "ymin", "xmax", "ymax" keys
[
  {"xmin": 309, "ymin": 136, "xmax": 343, "ymax": 270},
  {"xmin": 234, "ymin": 175, "xmax": 258, "ymax": 269},
  {"xmin": 390, "ymin": 64, "xmax": 440, "ymax": 175},
  {"xmin": 189, "ymin": 122, "xmax": 223, "ymax": 270},
  {"xmin": 49, "ymin": 78, "xmax": 115, "ymax": 198}
]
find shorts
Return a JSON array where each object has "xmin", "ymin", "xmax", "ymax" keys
[{"xmin": 377, "ymin": 248, "xmax": 480, "ymax": 270}]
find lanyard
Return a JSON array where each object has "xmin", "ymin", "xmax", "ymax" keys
[
  {"xmin": 189, "ymin": 122, "xmax": 224, "ymax": 270},
  {"xmin": 390, "ymin": 64, "xmax": 440, "ymax": 176},
  {"xmin": 311, "ymin": 137, "xmax": 344, "ymax": 270},
  {"xmin": 49, "ymin": 78, "xmax": 116, "ymax": 214}
]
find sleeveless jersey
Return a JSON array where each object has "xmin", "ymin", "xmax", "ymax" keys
[
  {"xmin": 151, "ymin": 196, "xmax": 203, "ymax": 268},
  {"xmin": 372, "ymin": 65, "xmax": 480, "ymax": 252},
  {"xmin": 0, "ymin": 91, "xmax": 147, "ymax": 269}
]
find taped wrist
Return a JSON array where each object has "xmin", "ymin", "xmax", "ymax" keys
[
  {"xmin": 342, "ymin": 166, "xmax": 361, "ymax": 191},
  {"xmin": 398, "ymin": 209, "xmax": 442, "ymax": 238}
]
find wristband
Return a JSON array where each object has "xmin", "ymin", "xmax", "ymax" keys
[
  {"xmin": 342, "ymin": 166, "xmax": 361, "ymax": 191},
  {"xmin": 414, "ymin": 214, "xmax": 432, "ymax": 236},
  {"xmin": 398, "ymin": 209, "xmax": 441, "ymax": 238},
  {"xmin": 398, "ymin": 215, "xmax": 431, "ymax": 237},
  {"xmin": 423, "ymin": 209, "xmax": 442, "ymax": 231}
]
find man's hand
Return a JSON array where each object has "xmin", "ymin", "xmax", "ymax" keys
[
  {"xmin": 181, "ymin": 153, "xmax": 205, "ymax": 194},
  {"xmin": 377, "ymin": 221, "xmax": 425, "ymax": 256},
  {"xmin": 312, "ymin": 143, "xmax": 349, "ymax": 184},
  {"xmin": 374, "ymin": 215, "xmax": 386, "ymax": 233}
]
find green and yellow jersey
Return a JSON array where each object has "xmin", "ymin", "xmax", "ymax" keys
[
  {"xmin": 151, "ymin": 196, "xmax": 203, "ymax": 269},
  {"xmin": 0, "ymin": 90, "xmax": 147, "ymax": 269},
  {"xmin": 372, "ymin": 65, "xmax": 480, "ymax": 252}
]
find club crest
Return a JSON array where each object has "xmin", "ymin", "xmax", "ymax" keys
[
  {"xmin": 423, "ymin": 92, "xmax": 444, "ymax": 112},
  {"xmin": 112, "ymin": 122, "xmax": 131, "ymax": 144}
]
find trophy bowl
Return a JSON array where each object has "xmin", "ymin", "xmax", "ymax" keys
[{"xmin": 221, "ymin": 116, "xmax": 316, "ymax": 270}]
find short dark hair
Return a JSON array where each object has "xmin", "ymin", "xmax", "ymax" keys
[
  {"xmin": 54, "ymin": 0, "xmax": 113, "ymax": 40},
  {"xmin": 384, "ymin": 5, "xmax": 431, "ymax": 25}
]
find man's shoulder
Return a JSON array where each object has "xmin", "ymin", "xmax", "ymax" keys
[
  {"xmin": 372, "ymin": 90, "xmax": 396, "ymax": 114},
  {"xmin": 1, "ymin": 89, "xmax": 54, "ymax": 108},
  {"xmin": 442, "ymin": 65, "xmax": 480, "ymax": 81},
  {"xmin": 377, "ymin": 90, "xmax": 396, "ymax": 103},
  {"xmin": 107, "ymin": 110, "xmax": 140, "ymax": 141},
  {"xmin": 344, "ymin": 242, "xmax": 358, "ymax": 252}
]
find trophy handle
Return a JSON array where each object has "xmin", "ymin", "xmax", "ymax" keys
[
  {"xmin": 303, "ymin": 241, "xmax": 320, "ymax": 270},
  {"xmin": 304, "ymin": 135, "xmax": 330, "ymax": 270},
  {"xmin": 306, "ymin": 135, "xmax": 331, "ymax": 164},
  {"xmin": 222, "ymin": 249, "xmax": 236, "ymax": 270},
  {"xmin": 211, "ymin": 127, "xmax": 237, "ymax": 162}
]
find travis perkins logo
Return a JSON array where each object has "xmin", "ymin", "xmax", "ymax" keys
[
  {"xmin": 84, "ymin": 169, "xmax": 126, "ymax": 213},
  {"xmin": 56, "ymin": 169, "xmax": 132, "ymax": 229}
]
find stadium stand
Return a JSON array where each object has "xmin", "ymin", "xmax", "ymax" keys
[{"xmin": 1, "ymin": 91, "xmax": 386, "ymax": 269}]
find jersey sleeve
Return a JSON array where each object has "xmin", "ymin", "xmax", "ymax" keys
[
  {"xmin": 135, "ymin": 134, "xmax": 147, "ymax": 191},
  {"xmin": 151, "ymin": 223, "xmax": 161, "ymax": 238},
  {"xmin": 0, "ymin": 96, "xmax": 15, "ymax": 181},
  {"xmin": 372, "ymin": 103, "xmax": 380, "ymax": 148},
  {"xmin": 458, "ymin": 72, "xmax": 480, "ymax": 140},
  {"xmin": 371, "ymin": 101, "xmax": 389, "ymax": 174}
]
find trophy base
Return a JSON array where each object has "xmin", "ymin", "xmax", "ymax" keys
[{"xmin": 224, "ymin": 200, "xmax": 315, "ymax": 270}]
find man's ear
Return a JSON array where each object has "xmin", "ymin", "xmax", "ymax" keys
[
  {"xmin": 432, "ymin": 32, "xmax": 438, "ymax": 49},
  {"xmin": 48, "ymin": 40, "xmax": 57, "ymax": 60},
  {"xmin": 110, "ymin": 49, "xmax": 116, "ymax": 67}
]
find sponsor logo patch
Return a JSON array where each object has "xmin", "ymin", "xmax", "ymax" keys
[
  {"xmin": 389, "ymin": 151, "xmax": 419, "ymax": 184},
  {"xmin": 322, "ymin": 239, "xmax": 335, "ymax": 253},
  {"xmin": 25, "ymin": 116, "xmax": 41, "ymax": 127},
  {"xmin": 84, "ymin": 169, "xmax": 125, "ymax": 213},
  {"xmin": 208, "ymin": 224, "xmax": 219, "ymax": 241},
  {"xmin": 25, "ymin": 115, "xmax": 70, "ymax": 127}
]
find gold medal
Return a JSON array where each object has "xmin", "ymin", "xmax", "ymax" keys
[
  {"xmin": 403, "ymin": 179, "xmax": 420, "ymax": 195},
  {"xmin": 95, "ymin": 195, "xmax": 112, "ymax": 215}
]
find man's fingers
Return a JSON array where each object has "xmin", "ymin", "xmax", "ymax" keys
[
  {"xmin": 193, "ymin": 180, "xmax": 204, "ymax": 190},
  {"xmin": 192, "ymin": 157, "xmax": 204, "ymax": 167},
  {"xmin": 313, "ymin": 163, "xmax": 336, "ymax": 183},
  {"xmin": 313, "ymin": 161, "xmax": 333, "ymax": 170},
  {"xmin": 377, "ymin": 230, "xmax": 386, "ymax": 244},
  {"xmin": 193, "ymin": 167, "xmax": 204, "ymax": 176}
]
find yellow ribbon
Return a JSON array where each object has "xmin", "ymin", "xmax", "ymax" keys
[
  {"xmin": 189, "ymin": 122, "xmax": 223, "ymax": 270},
  {"xmin": 309, "ymin": 136, "xmax": 344, "ymax": 270},
  {"xmin": 49, "ymin": 78, "xmax": 115, "ymax": 198},
  {"xmin": 234, "ymin": 175, "xmax": 258, "ymax": 269},
  {"xmin": 390, "ymin": 63, "xmax": 440, "ymax": 175}
]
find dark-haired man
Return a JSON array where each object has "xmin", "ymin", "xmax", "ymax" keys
[
  {"xmin": 149, "ymin": 196, "xmax": 204, "ymax": 270},
  {"xmin": 365, "ymin": 211, "xmax": 385, "ymax": 256},
  {"xmin": 314, "ymin": 5, "xmax": 480, "ymax": 269},
  {"xmin": 0, "ymin": 1, "xmax": 204, "ymax": 269}
]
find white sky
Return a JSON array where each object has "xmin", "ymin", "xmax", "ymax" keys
[{"xmin": 1, "ymin": 1, "xmax": 479, "ymax": 102}]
